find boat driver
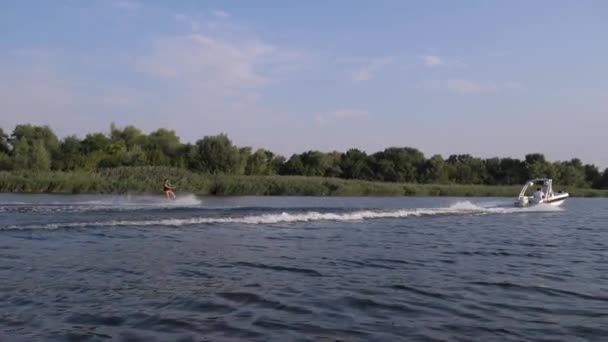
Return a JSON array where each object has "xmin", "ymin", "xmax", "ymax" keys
[{"xmin": 533, "ymin": 187, "xmax": 544, "ymax": 202}]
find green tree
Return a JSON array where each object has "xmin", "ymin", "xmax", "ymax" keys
[
  {"xmin": 0, "ymin": 152, "xmax": 11, "ymax": 171},
  {"xmin": 30, "ymin": 140, "xmax": 51, "ymax": 171},
  {"xmin": 299, "ymin": 151, "xmax": 332, "ymax": 176},
  {"xmin": 246, "ymin": 149, "xmax": 278, "ymax": 175},
  {"xmin": 270, "ymin": 155, "xmax": 286, "ymax": 174},
  {"xmin": 0, "ymin": 127, "xmax": 9, "ymax": 154},
  {"xmin": 110, "ymin": 123, "xmax": 146, "ymax": 150},
  {"xmin": 584, "ymin": 164, "xmax": 601, "ymax": 188},
  {"xmin": 324, "ymin": 151, "xmax": 343, "ymax": 177},
  {"xmin": 340, "ymin": 149, "xmax": 373, "ymax": 180},
  {"xmin": 82, "ymin": 133, "xmax": 110, "ymax": 154},
  {"xmin": 145, "ymin": 128, "xmax": 181, "ymax": 166},
  {"xmin": 125, "ymin": 145, "xmax": 147, "ymax": 166},
  {"xmin": 371, "ymin": 147, "xmax": 425, "ymax": 182},
  {"xmin": 97, "ymin": 140, "xmax": 128, "ymax": 168},
  {"xmin": 54, "ymin": 135, "xmax": 84, "ymax": 170},
  {"xmin": 280, "ymin": 154, "xmax": 305, "ymax": 175},
  {"xmin": 2, "ymin": 121, "xmax": 607, "ymax": 192},
  {"xmin": 445, "ymin": 155, "xmax": 489, "ymax": 184},
  {"xmin": 596, "ymin": 168, "xmax": 608, "ymax": 189},
  {"xmin": 189, "ymin": 134, "xmax": 241, "ymax": 174},
  {"xmin": 372, "ymin": 158, "xmax": 398, "ymax": 182},
  {"xmin": 83, "ymin": 151, "xmax": 106, "ymax": 170},
  {"xmin": 484, "ymin": 157, "xmax": 502, "ymax": 185},
  {"xmin": 12, "ymin": 137, "xmax": 30, "ymax": 170},
  {"xmin": 525, "ymin": 153, "xmax": 554, "ymax": 179},
  {"xmin": 0, "ymin": 128, "xmax": 10, "ymax": 170},
  {"xmin": 10, "ymin": 124, "xmax": 59, "ymax": 155},
  {"xmin": 499, "ymin": 158, "xmax": 527, "ymax": 184},
  {"xmin": 554, "ymin": 159, "xmax": 586, "ymax": 187},
  {"xmin": 421, "ymin": 154, "xmax": 449, "ymax": 183}
]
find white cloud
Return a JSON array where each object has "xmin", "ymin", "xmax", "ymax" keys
[
  {"xmin": 112, "ymin": 0, "xmax": 140, "ymax": 11},
  {"xmin": 352, "ymin": 56, "xmax": 394, "ymax": 82},
  {"xmin": 0, "ymin": 66, "xmax": 73, "ymax": 115},
  {"xmin": 174, "ymin": 13, "xmax": 200, "ymax": 31},
  {"xmin": 96, "ymin": 87, "xmax": 150, "ymax": 109},
  {"xmin": 137, "ymin": 33, "xmax": 280, "ymax": 88},
  {"xmin": 421, "ymin": 55, "xmax": 444, "ymax": 67},
  {"xmin": 419, "ymin": 54, "xmax": 467, "ymax": 68},
  {"xmin": 128, "ymin": 24, "xmax": 304, "ymax": 140},
  {"xmin": 160, "ymin": 12, "xmax": 303, "ymax": 92},
  {"xmin": 417, "ymin": 79, "xmax": 493, "ymax": 95},
  {"xmin": 0, "ymin": 11, "xmax": 312, "ymax": 151},
  {"xmin": 352, "ymin": 70, "xmax": 371, "ymax": 82},
  {"xmin": 444, "ymin": 79, "xmax": 496, "ymax": 94},
  {"xmin": 488, "ymin": 50, "xmax": 511, "ymax": 57},
  {"xmin": 212, "ymin": 10, "xmax": 230, "ymax": 19},
  {"xmin": 0, "ymin": 55, "xmax": 143, "ymax": 136},
  {"xmin": 315, "ymin": 109, "xmax": 368, "ymax": 126},
  {"xmin": 418, "ymin": 79, "xmax": 523, "ymax": 95},
  {"xmin": 504, "ymin": 81, "xmax": 524, "ymax": 90}
]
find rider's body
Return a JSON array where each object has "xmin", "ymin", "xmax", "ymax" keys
[{"xmin": 163, "ymin": 179, "xmax": 176, "ymax": 199}]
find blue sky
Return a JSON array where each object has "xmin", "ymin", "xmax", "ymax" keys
[{"xmin": 1, "ymin": 1, "xmax": 607, "ymax": 166}]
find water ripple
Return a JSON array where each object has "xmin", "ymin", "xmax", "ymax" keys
[
  {"xmin": 217, "ymin": 291, "xmax": 313, "ymax": 315},
  {"xmin": 1, "ymin": 196, "xmax": 607, "ymax": 341},
  {"xmin": 234, "ymin": 261, "xmax": 323, "ymax": 277},
  {"xmin": 388, "ymin": 284, "xmax": 449, "ymax": 299},
  {"xmin": 470, "ymin": 281, "xmax": 608, "ymax": 302}
]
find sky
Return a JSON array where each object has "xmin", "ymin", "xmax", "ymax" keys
[{"xmin": 1, "ymin": 0, "xmax": 607, "ymax": 166}]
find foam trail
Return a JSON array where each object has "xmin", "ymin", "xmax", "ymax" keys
[
  {"xmin": 83, "ymin": 194, "xmax": 202, "ymax": 207},
  {"xmin": 5, "ymin": 209, "xmax": 443, "ymax": 230},
  {"xmin": 2, "ymin": 201, "xmax": 563, "ymax": 231},
  {"xmin": 0, "ymin": 194, "xmax": 203, "ymax": 212}
]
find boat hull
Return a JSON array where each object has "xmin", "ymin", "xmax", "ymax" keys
[
  {"xmin": 544, "ymin": 198, "xmax": 566, "ymax": 206},
  {"xmin": 514, "ymin": 193, "xmax": 569, "ymax": 207},
  {"xmin": 543, "ymin": 194, "xmax": 569, "ymax": 206}
]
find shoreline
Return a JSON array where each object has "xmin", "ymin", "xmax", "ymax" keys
[
  {"xmin": 2, "ymin": 193, "xmax": 608, "ymax": 199},
  {"xmin": 2, "ymin": 192, "xmax": 607, "ymax": 198},
  {"xmin": 1, "ymin": 170, "xmax": 607, "ymax": 198}
]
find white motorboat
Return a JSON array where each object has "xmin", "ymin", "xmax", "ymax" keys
[{"xmin": 515, "ymin": 178, "xmax": 569, "ymax": 207}]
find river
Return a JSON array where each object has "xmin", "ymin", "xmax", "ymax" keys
[{"xmin": 1, "ymin": 194, "xmax": 607, "ymax": 341}]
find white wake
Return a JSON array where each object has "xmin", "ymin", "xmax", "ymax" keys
[{"xmin": 3, "ymin": 201, "xmax": 563, "ymax": 230}]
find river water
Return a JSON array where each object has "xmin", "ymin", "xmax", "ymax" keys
[{"xmin": 1, "ymin": 194, "xmax": 607, "ymax": 341}]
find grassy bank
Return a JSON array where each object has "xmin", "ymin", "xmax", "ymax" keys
[{"xmin": 1, "ymin": 167, "xmax": 607, "ymax": 197}]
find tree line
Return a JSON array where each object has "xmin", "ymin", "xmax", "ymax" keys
[{"xmin": 1, "ymin": 123, "xmax": 607, "ymax": 189}]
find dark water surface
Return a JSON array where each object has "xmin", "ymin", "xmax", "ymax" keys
[{"xmin": 1, "ymin": 194, "xmax": 607, "ymax": 341}]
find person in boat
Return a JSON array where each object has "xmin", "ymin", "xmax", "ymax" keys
[
  {"xmin": 533, "ymin": 187, "xmax": 544, "ymax": 202},
  {"xmin": 163, "ymin": 178, "xmax": 176, "ymax": 199}
]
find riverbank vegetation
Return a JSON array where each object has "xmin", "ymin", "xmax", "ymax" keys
[
  {"xmin": 0, "ymin": 123, "xmax": 607, "ymax": 195},
  {"xmin": 2, "ymin": 168, "xmax": 607, "ymax": 197}
]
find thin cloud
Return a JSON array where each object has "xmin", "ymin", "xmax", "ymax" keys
[
  {"xmin": 0, "ymin": 11, "xmax": 305, "ymax": 141},
  {"xmin": 212, "ymin": 10, "xmax": 230, "ymax": 19},
  {"xmin": 444, "ymin": 79, "xmax": 496, "ymax": 94},
  {"xmin": 173, "ymin": 13, "xmax": 200, "ymax": 31},
  {"xmin": 418, "ymin": 79, "xmax": 523, "ymax": 95},
  {"xmin": 0, "ymin": 53, "xmax": 142, "ymax": 136},
  {"xmin": 352, "ymin": 56, "xmax": 394, "ymax": 82},
  {"xmin": 112, "ymin": 0, "xmax": 140, "ymax": 11},
  {"xmin": 315, "ymin": 109, "xmax": 368, "ymax": 126},
  {"xmin": 137, "ymin": 33, "xmax": 278, "ymax": 87},
  {"xmin": 132, "ymin": 12, "xmax": 305, "ymax": 140},
  {"xmin": 419, "ymin": 54, "xmax": 467, "ymax": 68},
  {"xmin": 418, "ymin": 79, "xmax": 495, "ymax": 95},
  {"xmin": 421, "ymin": 55, "xmax": 444, "ymax": 67},
  {"xmin": 504, "ymin": 81, "xmax": 524, "ymax": 90},
  {"xmin": 488, "ymin": 50, "xmax": 511, "ymax": 57}
]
